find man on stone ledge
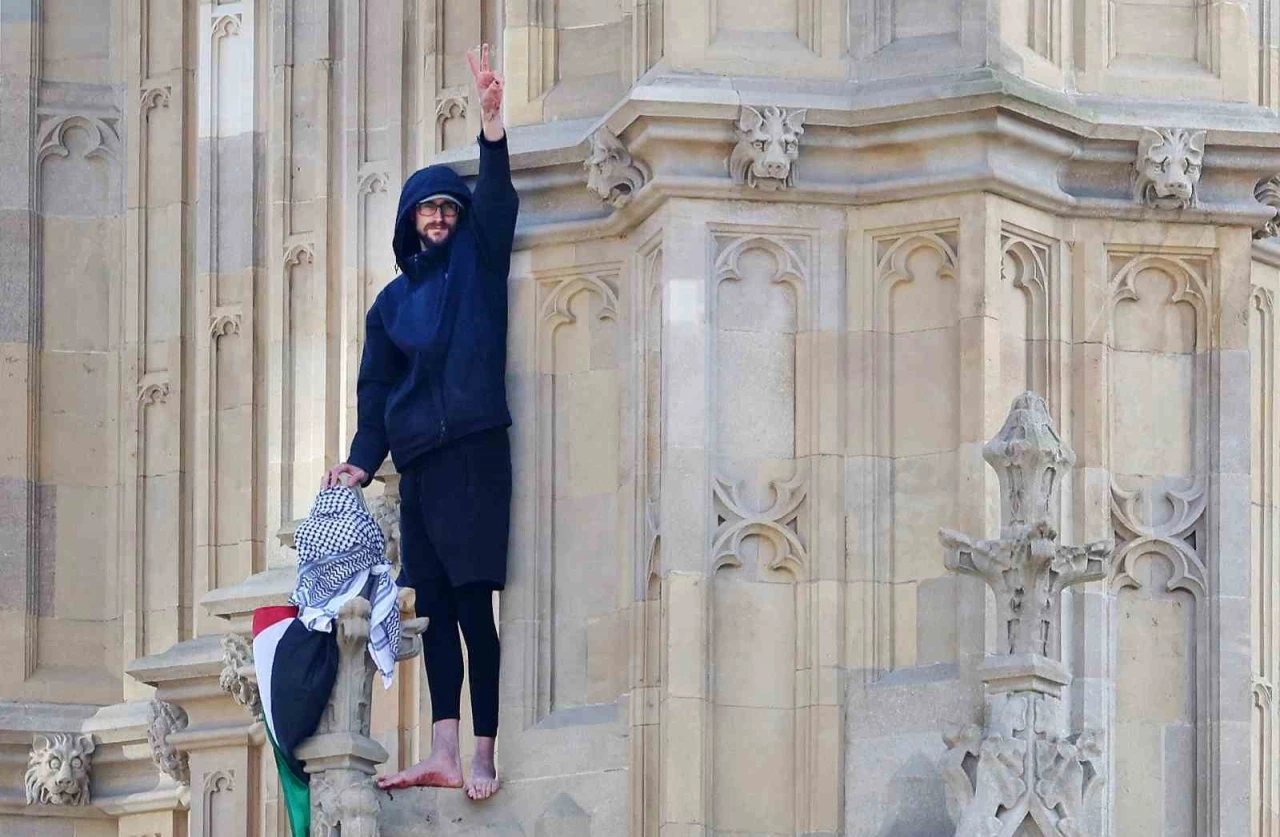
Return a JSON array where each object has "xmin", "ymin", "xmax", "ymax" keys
[{"xmin": 323, "ymin": 43, "xmax": 517, "ymax": 802}]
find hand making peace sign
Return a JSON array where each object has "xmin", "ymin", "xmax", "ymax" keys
[{"xmin": 467, "ymin": 44, "xmax": 504, "ymax": 125}]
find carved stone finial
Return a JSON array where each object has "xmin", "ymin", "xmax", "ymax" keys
[
  {"xmin": 218, "ymin": 633, "xmax": 261, "ymax": 719},
  {"xmin": 729, "ymin": 105, "xmax": 806, "ymax": 191},
  {"xmin": 983, "ymin": 391, "xmax": 1074, "ymax": 534},
  {"xmin": 295, "ymin": 597, "xmax": 390, "ymax": 837},
  {"xmin": 938, "ymin": 391, "xmax": 1111, "ymax": 837},
  {"xmin": 25, "ymin": 733, "xmax": 94, "ymax": 806},
  {"xmin": 147, "ymin": 699, "xmax": 190, "ymax": 786},
  {"xmin": 941, "ymin": 392, "xmax": 1109, "ymax": 657},
  {"xmin": 585, "ymin": 126, "xmax": 650, "ymax": 209},
  {"xmin": 367, "ymin": 492, "xmax": 402, "ymax": 572},
  {"xmin": 1256, "ymin": 175, "xmax": 1280, "ymax": 239},
  {"xmin": 1133, "ymin": 127, "xmax": 1206, "ymax": 210}
]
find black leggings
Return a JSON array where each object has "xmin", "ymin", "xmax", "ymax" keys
[{"xmin": 417, "ymin": 580, "xmax": 500, "ymax": 738}]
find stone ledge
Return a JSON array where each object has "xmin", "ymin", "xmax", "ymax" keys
[
  {"xmin": 125, "ymin": 635, "xmax": 225, "ymax": 689},
  {"xmin": 199, "ymin": 565, "xmax": 296, "ymax": 629},
  {"xmin": 978, "ymin": 654, "xmax": 1072, "ymax": 697},
  {"xmin": 0, "ymin": 703, "xmax": 102, "ymax": 739}
]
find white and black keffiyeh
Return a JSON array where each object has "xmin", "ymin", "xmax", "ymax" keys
[{"xmin": 290, "ymin": 486, "xmax": 401, "ymax": 688}]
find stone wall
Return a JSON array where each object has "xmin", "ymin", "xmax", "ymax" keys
[{"xmin": 2, "ymin": 0, "xmax": 1280, "ymax": 835}]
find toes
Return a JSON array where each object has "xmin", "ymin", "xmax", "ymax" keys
[{"xmin": 465, "ymin": 779, "xmax": 497, "ymax": 800}]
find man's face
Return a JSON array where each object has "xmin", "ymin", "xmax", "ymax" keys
[{"xmin": 414, "ymin": 198, "xmax": 460, "ymax": 246}]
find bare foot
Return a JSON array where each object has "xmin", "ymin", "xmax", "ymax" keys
[
  {"xmin": 377, "ymin": 750, "xmax": 463, "ymax": 791},
  {"xmin": 465, "ymin": 751, "xmax": 500, "ymax": 801}
]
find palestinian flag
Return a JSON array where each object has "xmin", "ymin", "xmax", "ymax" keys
[{"xmin": 252, "ymin": 605, "xmax": 339, "ymax": 837}]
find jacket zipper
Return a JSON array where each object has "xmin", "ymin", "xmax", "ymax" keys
[{"xmin": 434, "ymin": 268, "xmax": 449, "ymax": 445}]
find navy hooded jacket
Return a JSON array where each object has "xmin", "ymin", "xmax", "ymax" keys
[{"xmin": 346, "ymin": 133, "xmax": 519, "ymax": 479}]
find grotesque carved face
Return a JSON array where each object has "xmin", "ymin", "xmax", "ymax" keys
[
  {"xmin": 585, "ymin": 128, "xmax": 648, "ymax": 209},
  {"xmin": 25, "ymin": 733, "xmax": 94, "ymax": 806},
  {"xmin": 1134, "ymin": 128, "xmax": 1206, "ymax": 210},
  {"xmin": 730, "ymin": 106, "xmax": 806, "ymax": 191}
]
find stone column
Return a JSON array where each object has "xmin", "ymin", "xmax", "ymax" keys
[
  {"xmin": 938, "ymin": 391, "xmax": 1114, "ymax": 836},
  {"xmin": 1210, "ymin": 226, "xmax": 1256, "ymax": 836},
  {"xmin": 654, "ymin": 201, "xmax": 711, "ymax": 835},
  {"xmin": 265, "ymin": 0, "xmax": 343, "ymax": 566},
  {"xmin": 340, "ymin": 0, "xmax": 405, "ymax": 452},
  {"xmin": 296, "ymin": 598, "xmax": 385, "ymax": 837},
  {"xmin": 0, "ymin": 0, "xmax": 42, "ymax": 687},
  {"xmin": 122, "ymin": 0, "xmax": 199, "ymax": 682},
  {"xmin": 193, "ymin": 0, "xmax": 264, "ymax": 635},
  {"xmin": 2, "ymin": 0, "xmax": 125, "ymax": 704},
  {"xmin": 295, "ymin": 594, "xmax": 426, "ymax": 836}
]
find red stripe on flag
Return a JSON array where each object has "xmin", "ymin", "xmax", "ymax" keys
[{"xmin": 252, "ymin": 605, "xmax": 300, "ymax": 638}]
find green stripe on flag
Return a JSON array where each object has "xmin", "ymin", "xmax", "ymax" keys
[{"xmin": 265, "ymin": 720, "xmax": 310, "ymax": 837}]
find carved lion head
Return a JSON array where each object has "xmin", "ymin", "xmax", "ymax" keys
[
  {"xmin": 25, "ymin": 733, "xmax": 94, "ymax": 806},
  {"xmin": 584, "ymin": 127, "xmax": 649, "ymax": 209},
  {"xmin": 730, "ymin": 105, "xmax": 806, "ymax": 191},
  {"xmin": 1134, "ymin": 127, "xmax": 1206, "ymax": 210}
]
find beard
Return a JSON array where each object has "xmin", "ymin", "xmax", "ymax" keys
[{"xmin": 419, "ymin": 224, "xmax": 454, "ymax": 253}]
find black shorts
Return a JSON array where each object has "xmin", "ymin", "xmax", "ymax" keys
[{"xmin": 397, "ymin": 427, "xmax": 512, "ymax": 591}]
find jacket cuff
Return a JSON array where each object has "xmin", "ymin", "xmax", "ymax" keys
[
  {"xmin": 477, "ymin": 130, "xmax": 508, "ymax": 149},
  {"xmin": 346, "ymin": 445, "xmax": 385, "ymax": 486}
]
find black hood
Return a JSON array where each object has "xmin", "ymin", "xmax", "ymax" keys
[{"xmin": 393, "ymin": 163, "xmax": 473, "ymax": 274}]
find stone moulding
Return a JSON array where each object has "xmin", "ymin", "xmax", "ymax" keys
[
  {"xmin": 426, "ymin": 93, "xmax": 1280, "ymax": 247},
  {"xmin": 938, "ymin": 392, "xmax": 1113, "ymax": 837},
  {"xmin": 25, "ymin": 733, "xmax": 95, "ymax": 806},
  {"xmin": 412, "ymin": 67, "xmax": 1280, "ymax": 247},
  {"xmin": 584, "ymin": 125, "xmax": 650, "ymax": 208},
  {"xmin": 1133, "ymin": 127, "xmax": 1206, "ymax": 210},
  {"xmin": 729, "ymin": 105, "xmax": 806, "ymax": 191}
]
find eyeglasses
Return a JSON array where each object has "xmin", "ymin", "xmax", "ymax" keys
[{"xmin": 415, "ymin": 201, "xmax": 460, "ymax": 219}]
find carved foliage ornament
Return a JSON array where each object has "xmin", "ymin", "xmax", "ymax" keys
[
  {"xmin": 218, "ymin": 633, "xmax": 262, "ymax": 719},
  {"xmin": 1256, "ymin": 175, "xmax": 1280, "ymax": 239},
  {"xmin": 942, "ymin": 696, "xmax": 1104, "ymax": 837},
  {"xmin": 147, "ymin": 699, "xmax": 191, "ymax": 786},
  {"xmin": 25, "ymin": 733, "xmax": 94, "ymax": 806},
  {"xmin": 585, "ymin": 126, "xmax": 650, "ymax": 209},
  {"xmin": 1133, "ymin": 127, "xmax": 1206, "ymax": 210},
  {"xmin": 729, "ymin": 105, "xmax": 806, "ymax": 191},
  {"xmin": 940, "ymin": 393, "xmax": 1112, "ymax": 656}
]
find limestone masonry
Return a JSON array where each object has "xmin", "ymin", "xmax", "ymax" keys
[{"xmin": 4, "ymin": 0, "xmax": 1280, "ymax": 835}]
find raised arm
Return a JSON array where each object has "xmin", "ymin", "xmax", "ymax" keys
[
  {"xmin": 345, "ymin": 299, "xmax": 405, "ymax": 484},
  {"xmin": 467, "ymin": 44, "xmax": 519, "ymax": 262}
]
